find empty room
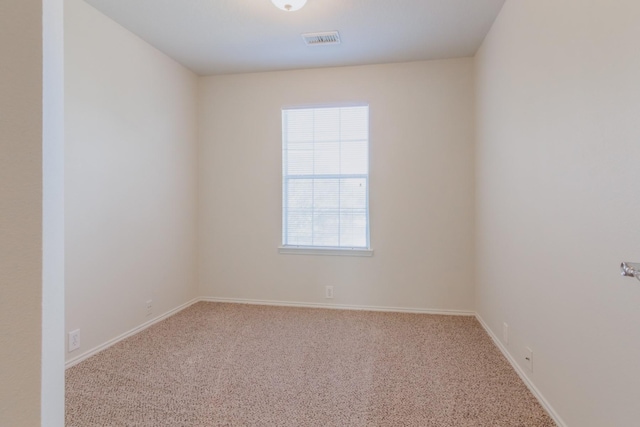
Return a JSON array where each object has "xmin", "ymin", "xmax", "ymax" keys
[{"xmin": 2, "ymin": 0, "xmax": 640, "ymax": 426}]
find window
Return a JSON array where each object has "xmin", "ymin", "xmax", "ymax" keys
[{"xmin": 280, "ymin": 104, "xmax": 372, "ymax": 256}]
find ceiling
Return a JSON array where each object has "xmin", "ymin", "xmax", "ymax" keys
[{"xmin": 84, "ymin": 0, "xmax": 506, "ymax": 76}]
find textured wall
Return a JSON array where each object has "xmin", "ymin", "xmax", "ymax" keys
[
  {"xmin": 475, "ymin": 0, "xmax": 640, "ymax": 425},
  {"xmin": 0, "ymin": 1, "xmax": 44, "ymax": 425},
  {"xmin": 65, "ymin": 0, "xmax": 199, "ymax": 363},
  {"xmin": 199, "ymin": 59, "xmax": 476, "ymax": 312}
]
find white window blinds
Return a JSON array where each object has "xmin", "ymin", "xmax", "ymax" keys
[{"xmin": 282, "ymin": 105, "xmax": 370, "ymax": 249}]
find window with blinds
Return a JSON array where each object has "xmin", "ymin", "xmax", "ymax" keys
[{"xmin": 281, "ymin": 105, "xmax": 370, "ymax": 252}]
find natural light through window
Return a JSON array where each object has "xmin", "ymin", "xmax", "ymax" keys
[{"xmin": 280, "ymin": 105, "xmax": 372, "ymax": 256}]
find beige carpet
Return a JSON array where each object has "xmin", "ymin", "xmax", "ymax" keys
[{"xmin": 66, "ymin": 302, "xmax": 556, "ymax": 426}]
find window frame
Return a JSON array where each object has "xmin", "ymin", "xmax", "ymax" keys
[{"xmin": 278, "ymin": 103, "xmax": 373, "ymax": 257}]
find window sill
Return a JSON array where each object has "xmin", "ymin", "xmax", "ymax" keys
[{"xmin": 278, "ymin": 246, "xmax": 374, "ymax": 257}]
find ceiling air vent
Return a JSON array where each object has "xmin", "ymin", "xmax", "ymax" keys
[{"xmin": 302, "ymin": 31, "xmax": 341, "ymax": 46}]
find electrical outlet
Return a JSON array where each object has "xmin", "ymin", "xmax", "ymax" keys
[
  {"xmin": 325, "ymin": 286, "xmax": 334, "ymax": 299},
  {"xmin": 502, "ymin": 322, "xmax": 509, "ymax": 345},
  {"xmin": 146, "ymin": 300, "xmax": 153, "ymax": 317},
  {"xmin": 68, "ymin": 329, "xmax": 80, "ymax": 352},
  {"xmin": 525, "ymin": 347, "xmax": 533, "ymax": 372}
]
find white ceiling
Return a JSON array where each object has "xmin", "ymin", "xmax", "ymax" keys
[{"xmin": 84, "ymin": 0, "xmax": 505, "ymax": 76}]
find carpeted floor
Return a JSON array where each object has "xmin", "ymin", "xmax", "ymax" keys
[{"xmin": 66, "ymin": 302, "xmax": 556, "ymax": 426}]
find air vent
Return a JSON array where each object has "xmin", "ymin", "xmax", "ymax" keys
[{"xmin": 302, "ymin": 31, "xmax": 341, "ymax": 46}]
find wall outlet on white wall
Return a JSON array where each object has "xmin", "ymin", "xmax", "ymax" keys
[
  {"xmin": 525, "ymin": 347, "xmax": 533, "ymax": 372},
  {"xmin": 146, "ymin": 299, "xmax": 153, "ymax": 317},
  {"xmin": 325, "ymin": 286, "xmax": 334, "ymax": 299},
  {"xmin": 502, "ymin": 322, "xmax": 509, "ymax": 345},
  {"xmin": 68, "ymin": 329, "xmax": 80, "ymax": 352}
]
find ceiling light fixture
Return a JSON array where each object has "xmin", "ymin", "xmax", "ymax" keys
[{"xmin": 271, "ymin": 0, "xmax": 307, "ymax": 12}]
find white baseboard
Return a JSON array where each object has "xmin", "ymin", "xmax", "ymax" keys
[
  {"xmin": 65, "ymin": 297, "xmax": 200, "ymax": 369},
  {"xmin": 475, "ymin": 314, "xmax": 567, "ymax": 427},
  {"xmin": 200, "ymin": 296, "xmax": 476, "ymax": 316}
]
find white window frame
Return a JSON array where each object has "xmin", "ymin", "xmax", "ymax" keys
[{"xmin": 279, "ymin": 103, "xmax": 373, "ymax": 257}]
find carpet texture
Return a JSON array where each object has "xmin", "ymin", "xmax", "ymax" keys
[{"xmin": 66, "ymin": 302, "xmax": 556, "ymax": 426}]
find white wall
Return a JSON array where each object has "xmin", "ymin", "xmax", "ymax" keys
[
  {"xmin": 199, "ymin": 60, "xmax": 475, "ymax": 311},
  {"xmin": 475, "ymin": 1, "xmax": 640, "ymax": 426},
  {"xmin": 65, "ymin": 0, "xmax": 199, "ymax": 362},
  {"xmin": 0, "ymin": 0, "xmax": 64, "ymax": 425}
]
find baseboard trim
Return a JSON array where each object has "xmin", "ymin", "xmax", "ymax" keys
[
  {"xmin": 65, "ymin": 297, "xmax": 200, "ymax": 369},
  {"xmin": 475, "ymin": 314, "xmax": 567, "ymax": 427},
  {"xmin": 200, "ymin": 296, "xmax": 475, "ymax": 316}
]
